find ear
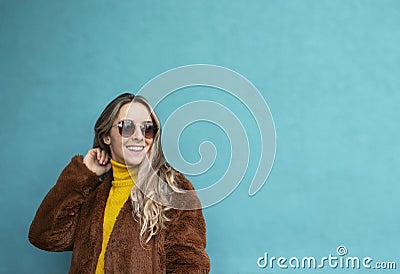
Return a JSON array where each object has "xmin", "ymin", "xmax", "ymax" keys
[{"xmin": 103, "ymin": 135, "xmax": 111, "ymax": 145}]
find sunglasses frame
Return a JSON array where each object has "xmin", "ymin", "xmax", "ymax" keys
[{"xmin": 113, "ymin": 119, "xmax": 157, "ymax": 139}]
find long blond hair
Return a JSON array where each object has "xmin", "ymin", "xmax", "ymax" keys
[{"xmin": 93, "ymin": 93, "xmax": 180, "ymax": 244}]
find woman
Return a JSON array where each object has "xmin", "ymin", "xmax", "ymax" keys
[{"xmin": 29, "ymin": 93, "xmax": 210, "ymax": 273}]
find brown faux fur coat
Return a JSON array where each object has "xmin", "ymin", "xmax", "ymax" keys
[{"xmin": 29, "ymin": 156, "xmax": 210, "ymax": 273}]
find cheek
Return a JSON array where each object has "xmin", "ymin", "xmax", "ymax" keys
[
  {"xmin": 112, "ymin": 136, "xmax": 124, "ymax": 148},
  {"xmin": 109, "ymin": 128, "xmax": 123, "ymax": 145}
]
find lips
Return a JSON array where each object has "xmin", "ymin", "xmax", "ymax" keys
[{"xmin": 126, "ymin": 145, "xmax": 145, "ymax": 152}]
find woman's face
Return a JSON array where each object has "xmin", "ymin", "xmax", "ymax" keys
[{"xmin": 105, "ymin": 102, "xmax": 155, "ymax": 166}]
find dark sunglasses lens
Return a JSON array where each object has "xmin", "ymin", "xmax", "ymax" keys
[
  {"xmin": 120, "ymin": 121, "xmax": 135, "ymax": 137},
  {"xmin": 144, "ymin": 124, "xmax": 156, "ymax": 139}
]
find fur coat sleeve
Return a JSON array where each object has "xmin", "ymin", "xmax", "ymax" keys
[{"xmin": 28, "ymin": 155, "xmax": 100, "ymax": 251}]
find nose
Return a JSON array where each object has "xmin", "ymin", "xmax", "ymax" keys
[{"xmin": 131, "ymin": 124, "xmax": 144, "ymax": 140}]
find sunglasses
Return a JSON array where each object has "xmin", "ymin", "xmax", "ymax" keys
[{"xmin": 113, "ymin": 120, "xmax": 157, "ymax": 139}]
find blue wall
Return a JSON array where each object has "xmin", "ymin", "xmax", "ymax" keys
[{"xmin": 1, "ymin": 1, "xmax": 399, "ymax": 273}]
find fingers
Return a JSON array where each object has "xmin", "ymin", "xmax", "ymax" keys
[
  {"xmin": 88, "ymin": 148, "xmax": 100, "ymax": 160},
  {"xmin": 99, "ymin": 149, "xmax": 109, "ymax": 166},
  {"xmin": 87, "ymin": 148, "xmax": 109, "ymax": 166},
  {"xmin": 94, "ymin": 148, "xmax": 101, "ymax": 162}
]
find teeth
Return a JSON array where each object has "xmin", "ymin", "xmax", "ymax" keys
[{"xmin": 127, "ymin": 146, "xmax": 144, "ymax": 152}]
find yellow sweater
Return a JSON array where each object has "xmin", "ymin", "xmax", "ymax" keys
[{"xmin": 95, "ymin": 159, "xmax": 137, "ymax": 274}]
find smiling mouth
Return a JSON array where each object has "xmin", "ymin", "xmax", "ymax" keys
[{"xmin": 126, "ymin": 145, "xmax": 145, "ymax": 152}]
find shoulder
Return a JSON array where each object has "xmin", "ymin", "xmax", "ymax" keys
[
  {"xmin": 163, "ymin": 170, "xmax": 203, "ymax": 211},
  {"xmin": 174, "ymin": 171, "xmax": 195, "ymax": 191}
]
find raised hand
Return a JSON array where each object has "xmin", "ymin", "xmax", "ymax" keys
[{"xmin": 83, "ymin": 148, "xmax": 111, "ymax": 176}]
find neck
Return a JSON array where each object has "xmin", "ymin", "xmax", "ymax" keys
[{"xmin": 110, "ymin": 159, "xmax": 138, "ymax": 185}]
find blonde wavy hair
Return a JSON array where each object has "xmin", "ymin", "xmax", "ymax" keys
[{"xmin": 93, "ymin": 93, "xmax": 180, "ymax": 245}]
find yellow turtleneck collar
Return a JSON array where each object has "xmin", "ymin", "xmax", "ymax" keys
[{"xmin": 109, "ymin": 159, "xmax": 138, "ymax": 187}]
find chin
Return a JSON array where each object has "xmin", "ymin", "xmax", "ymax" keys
[
  {"xmin": 124, "ymin": 159, "xmax": 141, "ymax": 167},
  {"xmin": 123, "ymin": 147, "xmax": 151, "ymax": 167},
  {"xmin": 124, "ymin": 156, "xmax": 145, "ymax": 167}
]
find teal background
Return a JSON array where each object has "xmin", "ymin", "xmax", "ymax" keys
[{"xmin": 1, "ymin": 1, "xmax": 399, "ymax": 273}]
